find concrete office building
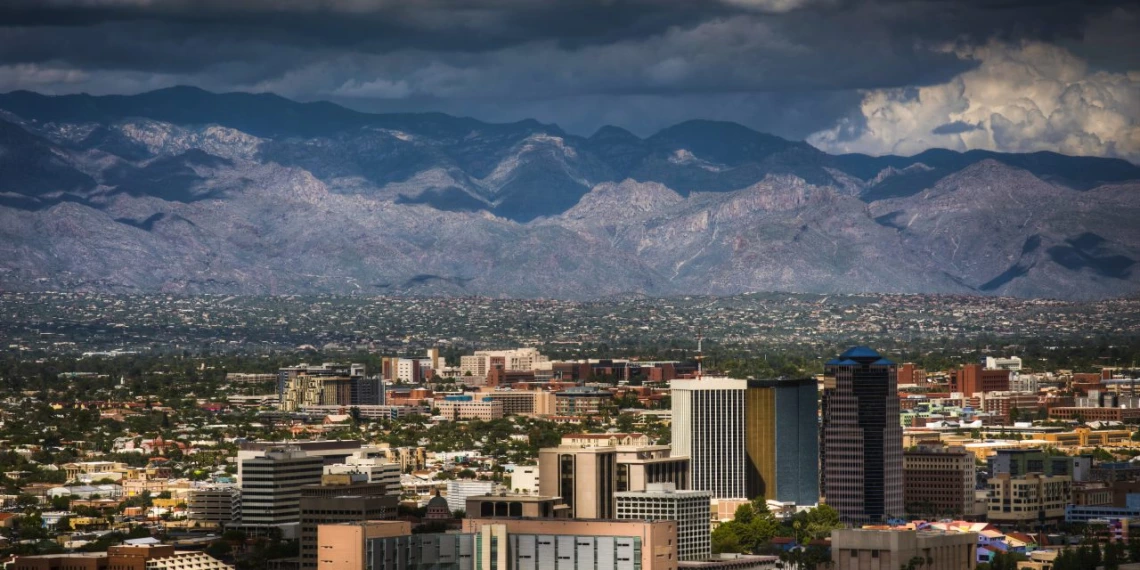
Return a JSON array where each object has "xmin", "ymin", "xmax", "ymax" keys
[
  {"xmin": 238, "ymin": 447, "xmax": 324, "ymax": 531},
  {"xmin": 447, "ymin": 479, "xmax": 497, "ymax": 513},
  {"xmin": 616, "ymin": 482, "xmax": 713, "ymax": 561},
  {"xmin": 460, "ymin": 348, "xmax": 549, "ymax": 378},
  {"xmin": 903, "ymin": 446, "xmax": 976, "ymax": 518},
  {"xmin": 238, "ymin": 440, "xmax": 366, "ymax": 469},
  {"xmin": 186, "ymin": 486, "xmax": 241, "ymax": 526},
  {"xmin": 822, "ymin": 347, "xmax": 903, "ymax": 523},
  {"xmin": 437, "ymin": 395, "xmax": 505, "ymax": 421},
  {"xmin": 988, "ymin": 448, "xmax": 1074, "ymax": 478},
  {"xmin": 323, "ymin": 450, "xmax": 402, "ymax": 497},
  {"xmin": 12, "ymin": 545, "xmax": 232, "ymax": 570},
  {"xmin": 987, "ymin": 472, "xmax": 1072, "ymax": 524},
  {"xmin": 465, "ymin": 494, "xmax": 569, "ymax": 519},
  {"xmin": 464, "ymin": 518, "xmax": 678, "ymax": 570},
  {"xmin": 479, "ymin": 389, "xmax": 556, "ymax": 416},
  {"xmin": 831, "ymin": 529, "xmax": 977, "ymax": 570},
  {"xmin": 671, "ymin": 377, "xmax": 818, "ymax": 503},
  {"xmin": 298, "ymin": 474, "xmax": 398, "ymax": 570},
  {"xmin": 615, "ymin": 445, "xmax": 690, "ymax": 493},
  {"xmin": 317, "ymin": 518, "xmax": 677, "ymax": 570},
  {"xmin": 538, "ymin": 435, "xmax": 691, "ymax": 519},
  {"xmin": 538, "ymin": 444, "xmax": 617, "ymax": 518}
]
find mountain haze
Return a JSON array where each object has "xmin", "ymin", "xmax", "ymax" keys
[{"xmin": 0, "ymin": 87, "xmax": 1137, "ymax": 300}]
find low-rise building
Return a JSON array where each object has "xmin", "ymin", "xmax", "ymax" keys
[
  {"xmin": 186, "ymin": 486, "xmax": 240, "ymax": 525},
  {"xmin": 987, "ymin": 472, "xmax": 1072, "ymax": 524},
  {"xmin": 317, "ymin": 517, "xmax": 678, "ymax": 570},
  {"xmin": 830, "ymin": 528, "xmax": 977, "ymax": 570},
  {"xmin": 465, "ymin": 494, "xmax": 569, "ymax": 518},
  {"xmin": 436, "ymin": 396, "xmax": 505, "ymax": 421}
]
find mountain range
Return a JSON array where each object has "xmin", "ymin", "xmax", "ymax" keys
[{"xmin": 0, "ymin": 86, "xmax": 1137, "ymax": 300}]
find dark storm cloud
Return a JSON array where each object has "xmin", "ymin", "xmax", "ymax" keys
[
  {"xmin": 0, "ymin": 0, "xmax": 1136, "ymax": 141},
  {"xmin": 931, "ymin": 121, "xmax": 982, "ymax": 135}
]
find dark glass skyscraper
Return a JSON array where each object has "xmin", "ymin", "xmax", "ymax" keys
[{"xmin": 821, "ymin": 346, "xmax": 903, "ymax": 523}]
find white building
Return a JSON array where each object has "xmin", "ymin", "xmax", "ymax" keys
[
  {"xmin": 238, "ymin": 447, "xmax": 323, "ymax": 529},
  {"xmin": 616, "ymin": 482, "xmax": 713, "ymax": 561},
  {"xmin": 459, "ymin": 348, "xmax": 549, "ymax": 378},
  {"xmin": 446, "ymin": 479, "xmax": 497, "ymax": 514},
  {"xmin": 985, "ymin": 356, "xmax": 1023, "ymax": 372},
  {"xmin": 323, "ymin": 449, "xmax": 403, "ymax": 497},
  {"xmin": 1009, "ymin": 373, "xmax": 1039, "ymax": 393},
  {"xmin": 670, "ymin": 377, "xmax": 748, "ymax": 499},
  {"xmin": 509, "ymin": 465, "xmax": 540, "ymax": 495}
]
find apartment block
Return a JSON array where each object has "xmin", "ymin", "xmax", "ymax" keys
[{"xmin": 987, "ymin": 472, "xmax": 1072, "ymax": 524}]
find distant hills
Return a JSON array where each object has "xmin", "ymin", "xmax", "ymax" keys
[{"xmin": 0, "ymin": 87, "xmax": 1137, "ymax": 300}]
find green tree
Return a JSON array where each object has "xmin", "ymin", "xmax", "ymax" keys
[{"xmin": 1106, "ymin": 540, "xmax": 1122, "ymax": 570}]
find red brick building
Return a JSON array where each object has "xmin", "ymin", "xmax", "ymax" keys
[{"xmin": 949, "ymin": 364, "xmax": 1010, "ymax": 396}]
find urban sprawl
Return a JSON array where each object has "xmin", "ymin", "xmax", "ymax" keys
[{"xmin": 0, "ymin": 293, "xmax": 1139, "ymax": 570}]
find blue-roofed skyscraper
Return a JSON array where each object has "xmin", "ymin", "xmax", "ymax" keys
[{"xmin": 820, "ymin": 346, "xmax": 903, "ymax": 523}]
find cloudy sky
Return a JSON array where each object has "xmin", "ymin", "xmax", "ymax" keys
[{"xmin": 1, "ymin": 0, "xmax": 1138, "ymax": 160}]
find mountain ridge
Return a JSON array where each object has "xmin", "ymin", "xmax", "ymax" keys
[{"xmin": 0, "ymin": 87, "xmax": 1137, "ymax": 300}]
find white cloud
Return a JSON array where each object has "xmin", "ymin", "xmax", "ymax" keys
[{"xmin": 808, "ymin": 41, "xmax": 1140, "ymax": 162}]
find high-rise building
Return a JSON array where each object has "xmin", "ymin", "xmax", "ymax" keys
[
  {"xmin": 238, "ymin": 446, "xmax": 324, "ymax": 531},
  {"xmin": 298, "ymin": 474, "xmax": 398, "ymax": 570},
  {"xmin": 821, "ymin": 346, "xmax": 903, "ymax": 523},
  {"xmin": 616, "ymin": 483, "xmax": 712, "ymax": 561},
  {"xmin": 670, "ymin": 377, "xmax": 818, "ymax": 503}
]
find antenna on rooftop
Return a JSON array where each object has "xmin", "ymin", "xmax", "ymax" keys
[{"xmin": 696, "ymin": 328, "xmax": 704, "ymax": 381}]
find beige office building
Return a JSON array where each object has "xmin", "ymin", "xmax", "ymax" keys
[
  {"xmin": 479, "ymin": 389, "xmax": 556, "ymax": 416},
  {"xmin": 538, "ymin": 445, "xmax": 616, "ymax": 518},
  {"xmin": 987, "ymin": 472, "xmax": 1072, "ymax": 523},
  {"xmin": 539, "ymin": 437, "xmax": 690, "ymax": 519},
  {"xmin": 831, "ymin": 529, "xmax": 977, "ymax": 570},
  {"xmin": 316, "ymin": 521, "xmax": 411, "ymax": 570}
]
